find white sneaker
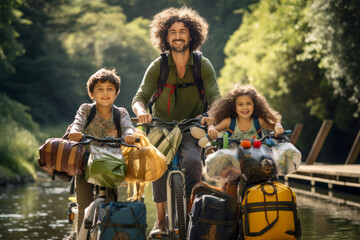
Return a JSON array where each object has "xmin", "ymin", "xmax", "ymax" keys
[{"xmin": 149, "ymin": 219, "xmax": 167, "ymax": 238}]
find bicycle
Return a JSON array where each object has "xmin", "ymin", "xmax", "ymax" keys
[
  {"xmin": 66, "ymin": 134, "xmax": 144, "ymax": 240},
  {"xmin": 136, "ymin": 117, "xmax": 204, "ymax": 240}
]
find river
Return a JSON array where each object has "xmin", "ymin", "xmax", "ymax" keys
[{"xmin": 0, "ymin": 176, "xmax": 360, "ymax": 240}]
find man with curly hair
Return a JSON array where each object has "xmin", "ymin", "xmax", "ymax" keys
[{"xmin": 132, "ymin": 6, "xmax": 221, "ymax": 237}]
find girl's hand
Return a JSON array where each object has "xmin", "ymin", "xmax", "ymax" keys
[
  {"xmin": 274, "ymin": 122, "xmax": 284, "ymax": 137},
  {"xmin": 207, "ymin": 125, "xmax": 218, "ymax": 140},
  {"xmin": 69, "ymin": 132, "xmax": 82, "ymax": 141},
  {"xmin": 124, "ymin": 134, "xmax": 136, "ymax": 145}
]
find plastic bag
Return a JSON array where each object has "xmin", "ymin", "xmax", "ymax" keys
[
  {"xmin": 85, "ymin": 145, "xmax": 126, "ymax": 188},
  {"xmin": 271, "ymin": 142, "xmax": 302, "ymax": 175},
  {"xmin": 205, "ymin": 148, "xmax": 241, "ymax": 182},
  {"xmin": 121, "ymin": 129, "xmax": 167, "ymax": 183}
]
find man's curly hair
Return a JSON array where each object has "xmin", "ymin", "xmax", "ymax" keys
[
  {"xmin": 209, "ymin": 84, "xmax": 282, "ymax": 125},
  {"xmin": 150, "ymin": 6, "xmax": 209, "ymax": 52}
]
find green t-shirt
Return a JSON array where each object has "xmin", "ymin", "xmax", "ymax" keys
[{"xmin": 132, "ymin": 53, "xmax": 221, "ymax": 121}]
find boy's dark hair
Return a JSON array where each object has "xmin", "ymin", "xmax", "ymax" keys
[{"xmin": 87, "ymin": 68, "xmax": 121, "ymax": 98}]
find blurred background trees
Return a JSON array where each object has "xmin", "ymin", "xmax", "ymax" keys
[{"xmin": 0, "ymin": 0, "xmax": 359, "ymax": 178}]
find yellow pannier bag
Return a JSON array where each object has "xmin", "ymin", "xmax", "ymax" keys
[
  {"xmin": 240, "ymin": 181, "xmax": 301, "ymax": 240},
  {"xmin": 121, "ymin": 129, "xmax": 167, "ymax": 183}
]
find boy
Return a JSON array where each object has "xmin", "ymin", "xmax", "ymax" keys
[{"xmin": 66, "ymin": 68, "xmax": 135, "ymax": 238}]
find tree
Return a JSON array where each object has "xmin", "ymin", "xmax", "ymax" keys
[
  {"xmin": 300, "ymin": 0, "xmax": 360, "ymax": 118},
  {"xmin": 0, "ymin": 0, "xmax": 28, "ymax": 73},
  {"xmin": 59, "ymin": 0, "xmax": 158, "ymax": 113}
]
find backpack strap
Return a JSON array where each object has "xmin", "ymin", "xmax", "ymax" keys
[
  {"xmin": 147, "ymin": 51, "xmax": 207, "ymax": 115},
  {"xmin": 253, "ymin": 117, "xmax": 262, "ymax": 138},
  {"xmin": 191, "ymin": 51, "xmax": 207, "ymax": 113},
  {"xmin": 84, "ymin": 103, "xmax": 97, "ymax": 130},
  {"xmin": 112, "ymin": 105, "xmax": 122, "ymax": 137},
  {"xmin": 148, "ymin": 52, "xmax": 169, "ymax": 115},
  {"xmin": 227, "ymin": 116, "xmax": 236, "ymax": 136}
]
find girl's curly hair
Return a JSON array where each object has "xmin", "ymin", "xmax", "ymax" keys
[
  {"xmin": 150, "ymin": 6, "xmax": 209, "ymax": 52},
  {"xmin": 209, "ymin": 84, "xmax": 282, "ymax": 125}
]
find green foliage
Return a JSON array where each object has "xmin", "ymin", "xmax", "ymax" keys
[
  {"xmin": 59, "ymin": 1, "xmax": 158, "ymax": 112},
  {"xmin": 299, "ymin": 0, "xmax": 360, "ymax": 118},
  {"xmin": 0, "ymin": 0, "xmax": 28, "ymax": 73},
  {"xmin": 219, "ymin": 0, "xmax": 312, "ymax": 124},
  {"xmin": 0, "ymin": 93, "xmax": 39, "ymax": 177}
]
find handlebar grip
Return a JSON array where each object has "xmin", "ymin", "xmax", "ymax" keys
[{"xmin": 284, "ymin": 130, "xmax": 292, "ymax": 135}]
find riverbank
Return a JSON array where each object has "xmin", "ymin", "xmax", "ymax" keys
[{"xmin": 0, "ymin": 168, "xmax": 35, "ymax": 188}]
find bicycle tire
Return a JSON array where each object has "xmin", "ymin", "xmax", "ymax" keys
[{"xmin": 171, "ymin": 173, "xmax": 187, "ymax": 240}]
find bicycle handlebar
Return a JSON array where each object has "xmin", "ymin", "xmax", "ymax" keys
[
  {"xmin": 212, "ymin": 130, "xmax": 292, "ymax": 148},
  {"xmin": 135, "ymin": 117, "xmax": 203, "ymax": 129},
  {"xmin": 74, "ymin": 134, "xmax": 140, "ymax": 149}
]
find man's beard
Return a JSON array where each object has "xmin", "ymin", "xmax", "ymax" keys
[{"xmin": 170, "ymin": 40, "xmax": 190, "ymax": 52}]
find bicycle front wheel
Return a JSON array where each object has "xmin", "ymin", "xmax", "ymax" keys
[{"xmin": 170, "ymin": 173, "xmax": 187, "ymax": 240}]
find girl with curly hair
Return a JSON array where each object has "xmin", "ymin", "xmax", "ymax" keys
[{"xmin": 207, "ymin": 84, "xmax": 284, "ymax": 140}]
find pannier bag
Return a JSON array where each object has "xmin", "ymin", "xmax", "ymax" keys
[
  {"xmin": 38, "ymin": 138, "xmax": 85, "ymax": 176},
  {"xmin": 187, "ymin": 182, "xmax": 238, "ymax": 240},
  {"xmin": 98, "ymin": 201, "xmax": 147, "ymax": 240},
  {"xmin": 240, "ymin": 181, "xmax": 301, "ymax": 240},
  {"xmin": 85, "ymin": 145, "xmax": 126, "ymax": 189}
]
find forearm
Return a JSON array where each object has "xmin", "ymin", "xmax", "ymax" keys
[{"xmin": 132, "ymin": 101, "xmax": 147, "ymax": 117}]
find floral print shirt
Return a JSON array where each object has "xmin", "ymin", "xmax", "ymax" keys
[{"xmin": 70, "ymin": 103, "xmax": 134, "ymax": 138}]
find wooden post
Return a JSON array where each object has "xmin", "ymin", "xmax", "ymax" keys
[
  {"xmin": 305, "ymin": 120, "xmax": 333, "ymax": 165},
  {"xmin": 290, "ymin": 123, "xmax": 303, "ymax": 145},
  {"xmin": 345, "ymin": 130, "xmax": 360, "ymax": 164}
]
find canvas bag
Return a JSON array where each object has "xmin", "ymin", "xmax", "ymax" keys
[{"xmin": 38, "ymin": 138, "xmax": 86, "ymax": 177}]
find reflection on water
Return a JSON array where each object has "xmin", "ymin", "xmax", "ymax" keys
[{"xmin": 0, "ymin": 177, "xmax": 359, "ymax": 239}]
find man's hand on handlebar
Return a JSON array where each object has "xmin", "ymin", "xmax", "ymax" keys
[
  {"xmin": 200, "ymin": 116, "xmax": 216, "ymax": 126},
  {"xmin": 137, "ymin": 112, "xmax": 153, "ymax": 124}
]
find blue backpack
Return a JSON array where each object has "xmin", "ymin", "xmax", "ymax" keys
[{"xmin": 97, "ymin": 201, "xmax": 147, "ymax": 240}]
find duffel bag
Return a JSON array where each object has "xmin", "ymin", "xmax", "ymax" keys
[
  {"xmin": 187, "ymin": 182, "xmax": 238, "ymax": 240},
  {"xmin": 98, "ymin": 201, "xmax": 147, "ymax": 240},
  {"xmin": 240, "ymin": 181, "xmax": 301, "ymax": 240},
  {"xmin": 38, "ymin": 138, "xmax": 85, "ymax": 177}
]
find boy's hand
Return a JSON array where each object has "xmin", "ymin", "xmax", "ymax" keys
[
  {"xmin": 69, "ymin": 132, "xmax": 82, "ymax": 141},
  {"xmin": 274, "ymin": 122, "xmax": 284, "ymax": 137},
  {"xmin": 207, "ymin": 125, "xmax": 218, "ymax": 140},
  {"xmin": 124, "ymin": 134, "xmax": 136, "ymax": 145}
]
